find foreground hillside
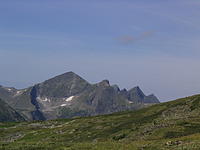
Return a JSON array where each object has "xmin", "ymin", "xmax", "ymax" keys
[{"xmin": 1, "ymin": 94, "xmax": 200, "ymax": 150}]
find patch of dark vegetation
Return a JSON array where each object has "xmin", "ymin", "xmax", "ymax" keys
[
  {"xmin": 190, "ymin": 97, "xmax": 200, "ymax": 110},
  {"xmin": 58, "ymin": 107, "xmax": 90, "ymax": 118},
  {"xmin": 0, "ymin": 122, "xmax": 19, "ymax": 128},
  {"xmin": 112, "ymin": 133, "xmax": 126, "ymax": 141},
  {"xmin": 165, "ymin": 121, "xmax": 200, "ymax": 138}
]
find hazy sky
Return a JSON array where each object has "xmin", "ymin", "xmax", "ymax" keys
[{"xmin": 0, "ymin": 0, "xmax": 200, "ymax": 101}]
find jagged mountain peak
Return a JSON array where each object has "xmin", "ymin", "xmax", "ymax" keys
[
  {"xmin": 128, "ymin": 86, "xmax": 145, "ymax": 98},
  {"xmin": 97, "ymin": 80, "xmax": 110, "ymax": 87},
  {"xmin": 125, "ymin": 86, "xmax": 159, "ymax": 103},
  {"xmin": 44, "ymin": 71, "xmax": 87, "ymax": 83},
  {"xmin": 112, "ymin": 84, "xmax": 120, "ymax": 92},
  {"xmin": 129, "ymin": 86, "xmax": 143, "ymax": 92},
  {"xmin": 148, "ymin": 93, "xmax": 156, "ymax": 97},
  {"xmin": 121, "ymin": 88, "xmax": 127, "ymax": 92},
  {"xmin": 60, "ymin": 71, "xmax": 80, "ymax": 77},
  {"xmin": 144, "ymin": 94, "xmax": 160, "ymax": 103},
  {"xmin": 35, "ymin": 72, "xmax": 90, "ymax": 98}
]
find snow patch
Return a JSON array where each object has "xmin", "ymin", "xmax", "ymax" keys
[
  {"xmin": 43, "ymin": 98, "xmax": 48, "ymax": 102},
  {"xmin": 7, "ymin": 88, "xmax": 12, "ymax": 91},
  {"xmin": 61, "ymin": 104, "xmax": 67, "ymax": 107},
  {"xmin": 37, "ymin": 97, "xmax": 51, "ymax": 102},
  {"xmin": 36, "ymin": 97, "xmax": 41, "ymax": 101},
  {"xmin": 65, "ymin": 96, "xmax": 74, "ymax": 102},
  {"xmin": 16, "ymin": 91, "xmax": 21, "ymax": 94},
  {"xmin": 14, "ymin": 91, "xmax": 22, "ymax": 96}
]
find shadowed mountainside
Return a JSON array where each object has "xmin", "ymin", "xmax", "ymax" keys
[{"xmin": 0, "ymin": 98, "xmax": 25, "ymax": 122}]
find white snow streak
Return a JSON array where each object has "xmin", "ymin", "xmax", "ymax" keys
[{"xmin": 65, "ymin": 96, "xmax": 74, "ymax": 102}]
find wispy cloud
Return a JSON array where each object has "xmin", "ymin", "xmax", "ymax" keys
[{"xmin": 116, "ymin": 31, "xmax": 155, "ymax": 44}]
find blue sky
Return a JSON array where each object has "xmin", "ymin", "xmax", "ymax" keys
[{"xmin": 0, "ymin": 0, "xmax": 200, "ymax": 101}]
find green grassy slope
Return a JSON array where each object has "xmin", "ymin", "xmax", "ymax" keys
[{"xmin": 1, "ymin": 94, "xmax": 200, "ymax": 150}]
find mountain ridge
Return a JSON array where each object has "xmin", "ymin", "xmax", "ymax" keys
[{"xmin": 0, "ymin": 71, "xmax": 159, "ymax": 121}]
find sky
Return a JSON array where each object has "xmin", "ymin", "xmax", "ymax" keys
[{"xmin": 0, "ymin": 0, "xmax": 200, "ymax": 101}]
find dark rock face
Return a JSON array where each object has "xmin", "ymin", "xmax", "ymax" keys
[
  {"xmin": 0, "ymin": 98, "xmax": 25, "ymax": 122},
  {"xmin": 112, "ymin": 85, "xmax": 120, "ymax": 92},
  {"xmin": 121, "ymin": 86, "xmax": 160, "ymax": 104},
  {"xmin": 97, "ymin": 80, "xmax": 110, "ymax": 87},
  {"xmin": 37, "ymin": 72, "xmax": 90, "ymax": 98},
  {"xmin": 30, "ymin": 86, "xmax": 46, "ymax": 121},
  {"xmin": 0, "ymin": 72, "xmax": 160, "ymax": 121},
  {"xmin": 128, "ymin": 86, "xmax": 146, "ymax": 102},
  {"xmin": 144, "ymin": 94, "xmax": 160, "ymax": 103}
]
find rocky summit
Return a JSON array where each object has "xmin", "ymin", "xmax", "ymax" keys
[{"xmin": 0, "ymin": 72, "xmax": 159, "ymax": 121}]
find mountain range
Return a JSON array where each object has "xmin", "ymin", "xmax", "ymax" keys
[{"xmin": 0, "ymin": 71, "xmax": 159, "ymax": 121}]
